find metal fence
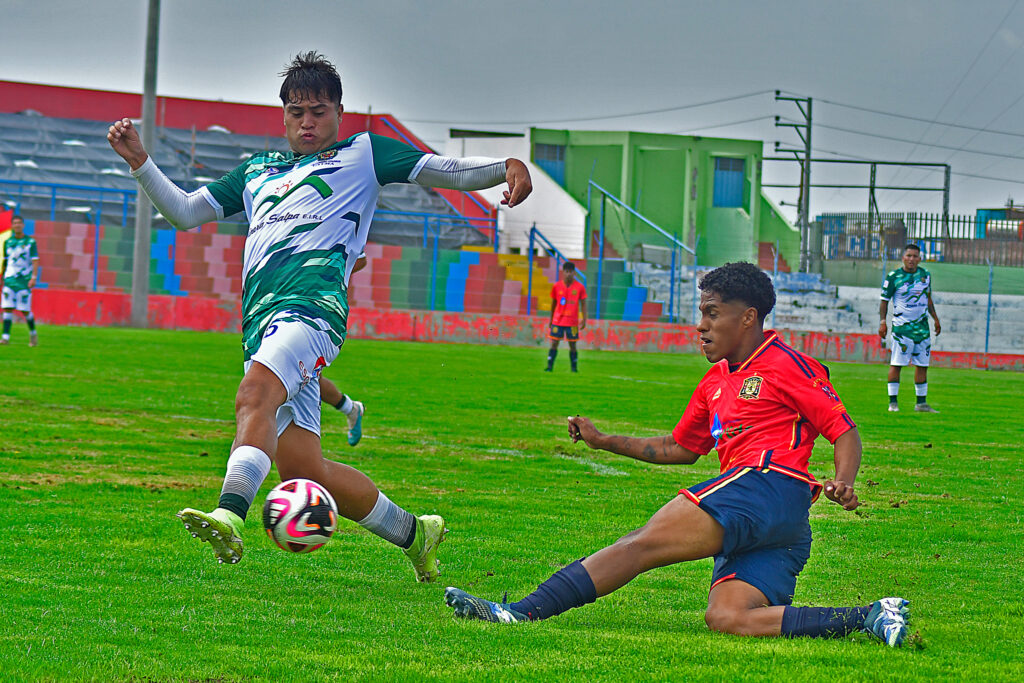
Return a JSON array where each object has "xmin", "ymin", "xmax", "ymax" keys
[{"xmin": 818, "ymin": 212, "xmax": 1024, "ymax": 266}]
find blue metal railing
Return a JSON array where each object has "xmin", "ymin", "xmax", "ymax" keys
[
  {"xmin": 0, "ymin": 178, "xmax": 135, "ymax": 228},
  {"xmin": 585, "ymin": 180, "xmax": 697, "ymax": 323},
  {"xmin": 526, "ymin": 225, "xmax": 586, "ymax": 316}
]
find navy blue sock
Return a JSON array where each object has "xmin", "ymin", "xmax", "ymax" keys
[
  {"xmin": 510, "ymin": 559, "xmax": 597, "ymax": 620},
  {"xmin": 781, "ymin": 605, "xmax": 870, "ymax": 638},
  {"xmin": 569, "ymin": 350, "xmax": 578, "ymax": 369},
  {"xmin": 546, "ymin": 348, "xmax": 557, "ymax": 368},
  {"xmin": 26, "ymin": 315, "xmax": 35, "ymax": 332}
]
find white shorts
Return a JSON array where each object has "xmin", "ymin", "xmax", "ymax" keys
[
  {"xmin": 1, "ymin": 286, "xmax": 31, "ymax": 312},
  {"xmin": 244, "ymin": 314, "xmax": 340, "ymax": 437},
  {"xmin": 889, "ymin": 333, "xmax": 931, "ymax": 367}
]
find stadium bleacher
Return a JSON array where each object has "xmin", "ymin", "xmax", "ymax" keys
[{"xmin": 2, "ymin": 109, "xmax": 673, "ymax": 322}]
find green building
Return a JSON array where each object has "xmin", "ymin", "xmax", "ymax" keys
[{"xmin": 530, "ymin": 128, "xmax": 799, "ymax": 269}]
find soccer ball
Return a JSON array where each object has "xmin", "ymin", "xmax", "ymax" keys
[{"xmin": 262, "ymin": 478, "xmax": 338, "ymax": 553}]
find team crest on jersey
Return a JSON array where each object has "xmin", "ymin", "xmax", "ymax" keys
[
  {"xmin": 317, "ymin": 149, "xmax": 338, "ymax": 160},
  {"xmin": 738, "ymin": 376, "xmax": 763, "ymax": 400}
]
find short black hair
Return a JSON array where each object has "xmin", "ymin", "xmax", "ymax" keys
[
  {"xmin": 279, "ymin": 51, "xmax": 342, "ymax": 106},
  {"xmin": 11, "ymin": 214, "xmax": 23, "ymax": 222},
  {"xmin": 561, "ymin": 261, "xmax": 576, "ymax": 272},
  {"xmin": 903, "ymin": 243, "xmax": 921, "ymax": 253},
  {"xmin": 699, "ymin": 262, "xmax": 776, "ymax": 322}
]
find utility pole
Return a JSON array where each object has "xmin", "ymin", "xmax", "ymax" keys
[
  {"xmin": 774, "ymin": 92, "xmax": 812, "ymax": 272},
  {"xmin": 131, "ymin": 0, "xmax": 160, "ymax": 327}
]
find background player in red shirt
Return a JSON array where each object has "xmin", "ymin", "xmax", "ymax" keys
[
  {"xmin": 546, "ymin": 262, "xmax": 587, "ymax": 373},
  {"xmin": 446, "ymin": 262, "xmax": 910, "ymax": 646}
]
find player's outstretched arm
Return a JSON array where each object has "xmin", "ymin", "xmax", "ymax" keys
[
  {"xmin": 567, "ymin": 416, "xmax": 699, "ymax": 464},
  {"xmin": 412, "ymin": 156, "xmax": 532, "ymax": 206},
  {"xmin": 823, "ymin": 427, "xmax": 862, "ymax": 510}
]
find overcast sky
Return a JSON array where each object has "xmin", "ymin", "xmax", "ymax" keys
[{"xmin": 5, "ymin": 0, "xmax": 1024, "ymax": 221}]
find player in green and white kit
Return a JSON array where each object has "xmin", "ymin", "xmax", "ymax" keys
[
  {"xmin": 1, "ymin": 215, "xmax": 39, "ymax": 347},
  {"xmin": 107, "ymin": 52, "xmax": 532, "ymax": 578},
  {"xmin": 879, "ymin": 243, "xmax": 941, "ymax": 413}
]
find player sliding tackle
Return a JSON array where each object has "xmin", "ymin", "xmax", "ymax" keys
[
  {"xmin": 108, "ymin": 52, "xmax": 532, "ymax": 580},
  {"xmin": 446, "ymin": 262, "xmax": 910, "ymax": 645}
]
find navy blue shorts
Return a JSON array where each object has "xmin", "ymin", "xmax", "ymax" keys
[
  {"xmin": 549, "ymin": 324, "xmax": 580, "ymax": 342},
  {"xmin": 682, "ymin": 467, "xmax": 813, "ymax": 606}
]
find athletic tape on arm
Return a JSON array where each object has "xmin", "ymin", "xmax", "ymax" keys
[
  {"xmin": 130, "ymin": 157, "xmax": 219, "ymax": 229},
  {"xmin": 411, "ymin": 155, "xmax": 507, "ymax": 191}
]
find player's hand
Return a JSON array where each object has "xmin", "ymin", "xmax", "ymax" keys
[
  {"xmin": 567, "ymin": 415, "xmax": 600, "ymax": 448},
  {"xmin": 27, "ymin": 277, "xmax": 35, "ymax": 289},
  {"xmin": 579, "ymin": 320, "xmax": 586, "ymax": 330},
  {"xmin": 107, "ymin": 118, "xmax": 149, "ymax": 170},
  {"xmin": 933, "ymin": 319, "xmax": 941, "ymax": 335},
  {"xmin": 502, "ymin": 158, "xmax": 532, "ymax": 208},
  {"xmin": 877, "ymin": 321, "xmax": 887, "ymax": 340},
  {"xmin": 823, "ymin": 479, "xmax": 859, "ymax": 510}
]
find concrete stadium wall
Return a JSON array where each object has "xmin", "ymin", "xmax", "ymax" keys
[
  {"xmin": 823, "ymin": 259, "xmax": 1024, "ymax": 295},
  {"xmin": 31, "ymin": 288, "xmax": 1024, "ymax": 371}
]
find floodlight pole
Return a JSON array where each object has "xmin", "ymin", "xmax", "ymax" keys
[{"xmin": 131, "ymin": 0, "xmax": 160, "ymax": 327}]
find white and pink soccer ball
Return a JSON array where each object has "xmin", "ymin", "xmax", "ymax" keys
[{"xmin": 262, "ymin": 478, "xmax": 338, "ymax": 553}]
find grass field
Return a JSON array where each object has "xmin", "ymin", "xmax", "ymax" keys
[{"xmin": 1, "ymin": 325, "xmax": 1022, "ymax": 682}]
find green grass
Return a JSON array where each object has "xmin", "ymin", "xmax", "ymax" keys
[{"xmin": 1, "ymin": 325, "xmax": 1022, "ymax": 682}]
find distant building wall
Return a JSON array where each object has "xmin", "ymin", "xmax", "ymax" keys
[{"xmin": 528, "ymin": 128, "xmax": 789, "ymax": 267}]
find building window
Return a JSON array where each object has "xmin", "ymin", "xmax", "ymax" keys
[
  {"xmin": 534, "ymin": 143, "xmax": 566, "ymax": 187},
  {"xmin": 713, "ymin": 157, "xmax": 745, "ymax": 208}
]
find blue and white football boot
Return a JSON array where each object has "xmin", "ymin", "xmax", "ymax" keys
[
  {"xmin": 864, "ymin": 597, "xmax": 910, "ymax": 646},
  {"xmin": 445, "ymin": 587, "xmax": 529, "ymax": 623}
]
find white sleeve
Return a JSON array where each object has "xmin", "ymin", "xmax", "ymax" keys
[
  {"xmin": 410, "ymin": 154, "xmax": 507, "ymax": 191},
  {"xmin": 130, "ymin": 157, "xmax": 220, "ymax": 230}
]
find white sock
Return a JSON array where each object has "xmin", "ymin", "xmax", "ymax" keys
[
  {"xmin": 887, "ymin": 382, "xmax": 899, "ymax": 400},
  {"xmin": 357, "ymin": 491, "xmax": 416, "ymax": 549},
  {"xmin": 219, "ymin": 445, "xmax": 272, "ymax": 520},
  {"xmin": 337, "ymin": 395, "xmax": 354, "ymax": 414},
  {"xmin": 915, "ymin": 382, "xmax": 928, "ymax": 398}
]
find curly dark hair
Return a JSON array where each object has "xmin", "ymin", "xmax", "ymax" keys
[
  {"xmin": 279, "ymin": 51, "xmax": 342, "ymax": 106},
  {"xmin": 698, "ymin": 262, "xmax": 776, "ymax": 322}
]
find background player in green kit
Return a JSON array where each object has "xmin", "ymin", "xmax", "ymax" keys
[
  {"xmin": 107, "ymin": 52, "xmax": 532, "ymax": 579},
  {"xmin": 1, "ymin": 215, "xmax": 39, "ymax": 347},
  {"xmin": 879, "ymin": 243, "xmax": 941, "ymax": 413}
]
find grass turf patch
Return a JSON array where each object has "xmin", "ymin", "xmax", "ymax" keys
[{"xmin": 1, "ymin": 325, "xmax": 1022, "ymax": 681}]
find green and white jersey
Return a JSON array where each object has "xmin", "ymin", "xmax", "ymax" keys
[
  {"xmin": 2, "ymin": 235, "xmax": 38, "ymax": 290},
  {"xmin": 881, "ymin": 266, "xmax": 932, "ymax": 342},
  {"xmin": 200, "ymin": 132, "xmax": 428, "ymax": 360}
]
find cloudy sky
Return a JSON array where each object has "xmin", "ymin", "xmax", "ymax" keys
[{"xmin": 5, "ymin": 0, "xmax": 1024, "ymax": 221}]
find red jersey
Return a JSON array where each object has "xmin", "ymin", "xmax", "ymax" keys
[
  {"xmin": 551, "ymin": 280, "xmax": 587, "ymax": 327},
  {"xmin": 672, "ymin": 332, "xmax": 855, "ymax": 493}
]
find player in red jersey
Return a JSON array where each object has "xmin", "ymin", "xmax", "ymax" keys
[
  {"xmin": 446, "ymin": 262, "xmax": 910, "ymax": 646},
  {"xmin": 545, "ymin": 261, "xmax": 587, "ymax": 372}
]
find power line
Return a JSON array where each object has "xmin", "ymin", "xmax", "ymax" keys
[
  {"xmin": 798, "ymin": 119, "xmax": 1024, "ymax": 161},
  {"xmin": 888, "ymin": 0, "xmax": 1022, "ymax": 189},
  {"xmin": 399, "ymin": 90, "xmax": 774, "ymax": 126},
  {"xmin": 668, "ymin": 114, "xmax": 774, "ymax": 135},
  {"xmin": 818, "ymin": 98, "xmax": 1024, "ymax": 140}
]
